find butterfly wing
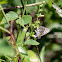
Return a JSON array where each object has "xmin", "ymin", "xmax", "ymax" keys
[
  {"xmin": 40, "ymin": 27, "xmax": 50, "ymax": 36},
  {"xmin": 35, "ymin": 26, "xmax": 50, "ymax": 38}
]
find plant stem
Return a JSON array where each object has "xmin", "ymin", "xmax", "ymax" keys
[
  {"xmin": 1, "ymin": 1, "xmax": 45, "ymax": 10},
  {"xmin": 22, "ymin": 0, "xmax": 27, "ymax": 16},
  {"xmin": 0, "ymin": 5, "xmax": 8, "ymax": 23},
  {"xmin": 11, "ymin": 34, "xmax": 20, "ymax": 62},
  {"xmin": 36, "ymin": 45, "xmax": 42, "ymax": 62},
  {"xmin": 0, "ymin": 59, "xmax": 5, "ymax": 62},
  {"xmin": 10, "ymin": 21, "xmax": 20, "ymax": 62},
  {"xmin": 34, "ymin": 38, "xmax": 41, "ymax": 62},
  {"xmin": 0, "ymin": 26, "xmax": 10, "ymax": 34}
]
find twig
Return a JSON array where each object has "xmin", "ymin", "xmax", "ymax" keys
[
  {"xmin": 10, "ymin": 21, "xmax": 20, "ymax": 62},
  {"xmin": 2, "ymin": 1, "xmax": 45, "ymax": 10}
]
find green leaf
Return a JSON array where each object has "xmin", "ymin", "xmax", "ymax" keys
[
  {"xmin": 26, "ymin": 32, "xmax": 30, "ymax": 37},
  {"xmin": 25, "ymin": 39, "xmax": 40, "ymax": 45},
  {"xmin": 0, "ymin": 39, "xmax": 15, "ymax": 57},
  {"xmin": 19, "ymin": 48, "xmax": 30, "ymax": 62},
  {"xmin": 27, "ymin": 50, "xmax": 40, "ymax": 62},
  {"xmin": 20, "ymin": 53, "xmax": 30, "ymax": 62},
  {"xmin": 16, "ymin": 18, "xmax": 24, "ymax": 27},
  {"xmin": 17, "ymin": 31, "xmax": 21, "ymax": 42},
  {"xmin": 1, "ymin": 11, "xmax": 18, "ymax": 24},
  {"xmin": 16, "ymin": 15, "xmax": 32, "ymax": 27},
  {"xmin": 16, "ymin": 28, "xmax": 28, "ymax": 46},
  {"xmin": 5, "ymin": 56, "xmax": 13, "ymax": 61},
  {"xmin": 20, "ymin": 28, "xmax": 28, "ymax": 42},
  {"xmin": 18, "ymin": 44, "xmax": 36, "ymax": 62},
  {"xmin": 5, "ymin": 36, "xmax": 10, "ymax": 41},
  {"xmin": 18, "ymin": 47, "xmax": 27, "ymax": 54},
  {"xmin": 0, "ymin": 0, "xmax": 8, "ymax": 4},
  {"xmin": 22, "ymin": 15, "xmax": 32, "ymax": 25},
  {"xmin": 40, "ymin": 46, "xmax": 45, "ymax": 62}
]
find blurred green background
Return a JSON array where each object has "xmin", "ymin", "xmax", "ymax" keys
[{"xmin": 0, "ymin": 0, "xmax": 62, "ymax": 62}]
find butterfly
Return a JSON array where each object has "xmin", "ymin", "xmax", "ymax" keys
[
  {"xmin": 34, "ymin": 26, "xmax": 50, "ymax": 39},
  {"xmin": 52, "ymin": 3, "xmax": 62, "ymax": 17}
]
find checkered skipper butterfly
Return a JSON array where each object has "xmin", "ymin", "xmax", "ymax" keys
[{"xmin": 34, "ymin": 26, "xmax": 50, "ymax": 39}]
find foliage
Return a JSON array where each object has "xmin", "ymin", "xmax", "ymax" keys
[
  {"xmin": 16, "ymin": 15, "xmax": 32, "ymax": 27},
  {"xmin": 1, "ymin": 11, "xmax": 18, "ymax": 24},
  {"xmin": 0, "ymin": 0, "xmax": 62, "ymax": 62},
  {"xmin": 0, "ymin": 39, "xmax": 15, "ymax": 57}
]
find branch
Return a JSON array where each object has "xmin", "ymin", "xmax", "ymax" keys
[{"xmin": 2, "ymin": 1, "xmax": 45, "ymax": 10}]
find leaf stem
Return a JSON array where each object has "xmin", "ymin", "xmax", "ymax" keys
[
  {"xmin": 0, "ymin": 59, "xmax": 5, "ymax": 62},
  {"xmin": 22, "ymin": 0, "xmax": 27, "ymax": 16},
  {"xmin": 0, "ymin": 5, "xmax": 8, "ymax": 23},
  {"xmin": 0, "ymin": 26, "xmax": 10, "ymax": 34}
]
